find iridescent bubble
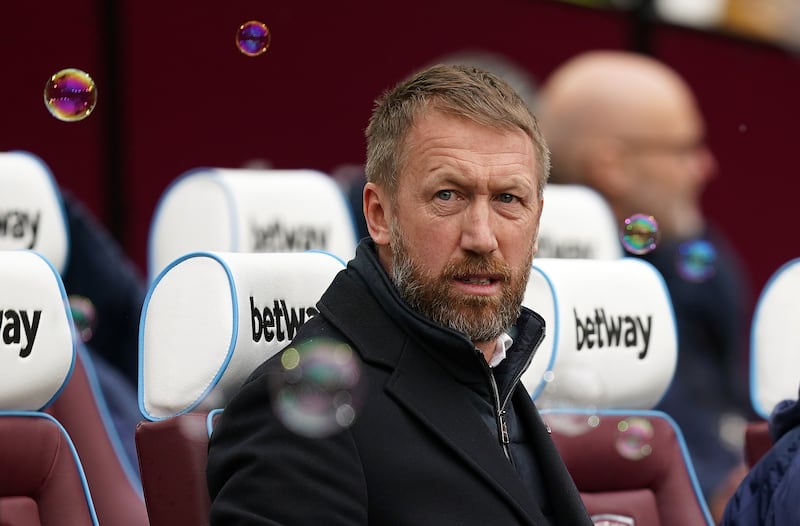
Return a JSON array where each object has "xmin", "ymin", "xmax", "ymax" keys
[
  {"xmin": 615, "ymin": 417, "xmax": 654, "ymax": 461},
  {"xmin": 620, "ymin": 214, "xmax": 659, "ymax": 255},
  {"xmin": 269, "ymin": 338, "xmax": 363, "ymax": 438},
  {"xmin": 236, "ymin": 20, "xmax": 271, "ymax": 57},
  {"xmin": 44, "ymin": 68, "xmax": 97, "ymax": 122},
  {"xmin": 676, "ymin": 239, "xmax": 717, "ymax": 282},
  {"xmin": 68, "ymin": 295, "xmax": 97, "ymax": 343}
]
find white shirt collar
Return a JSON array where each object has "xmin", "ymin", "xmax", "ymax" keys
[{"xmin": 488, "ymin": 332, "xmax": 514, "ymax": 368}]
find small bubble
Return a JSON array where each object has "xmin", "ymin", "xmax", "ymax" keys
[
  {"xmin": 236, "ymin": 20, "xmax": 271, "ymax": 57},
  {"xmin": 68, "ymin": 295, "xmax": 97, "ymax": 342},
  {"xmin": 620, "ymin": 214, "xmax": 659, "ymax": 255},
  {"xmin": 739, "ymin": 124, "xmax": 748, "ymax": 133},
  {"xmin": 542, "ymin": 412, "xmax": 598, "ymax": 437},
  {"xmin": 269, "ymin": 338, "xmax": 363, "ymax": 438},
  {"xmin": 676, "ymin": 239, "xmax": 717, "ymax": 282},
  {"xmin": 615, "ymin": 417, "xmax": 654, "ymax": 460},
  {"xmin": 44, "ymin": 68, "xmax": 97, "ymax": 122}
]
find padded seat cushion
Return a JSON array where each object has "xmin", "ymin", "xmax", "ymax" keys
[
  {"xmin": 546, "ymin": 411, "xmax": 709, "ymax": 526},
  {"xmin": 0, "ymin": 415, "xmax": 96, "ymax": 525}
]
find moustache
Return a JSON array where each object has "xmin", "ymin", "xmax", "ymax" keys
[{"xmin": 440, "ymin": 255, "xmax": 512, "ymax": 282}]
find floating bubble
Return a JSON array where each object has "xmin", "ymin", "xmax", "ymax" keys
[
  {"xmin": 620, "ymin": 214, "xmax": 659, "ymax": 255},
  {"xmin": 236, "ymin": 20, "xmax": 271, "ymax": 57},
  {"xmin": 542, "ymin": 411, "xmax": 601, "ymax": 437},
  {"xmin": 68, "ymin": 295, "xmax": 97, "ymax": 343},
  {"xmin": 615, "ymin": 417, "xmax": 654, "ymax": 461},
  {"xmin": 44, "ymin": 68, "xmax": 97, "ymax": 122},
  {"xmin": 269, "ymin": 337, "xmax": 363, "ymax": 438},
  {"xmin": 676, "ymin": 239, "xmax": 717, "ymax": 282}
]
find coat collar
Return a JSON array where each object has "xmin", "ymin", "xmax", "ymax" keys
[{"xmin": 316, "ymin": 240, "xmax": 559, "ymax": 524}]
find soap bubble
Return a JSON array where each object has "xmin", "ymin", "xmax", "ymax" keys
[
  {"xmin": 44, "ymin": 68, "xmax": 97, "ymax": 122},
  {"xmin": 615, "ymin": 417, "xmax": 654, "ymax": 461},
  {"xmin": 68, "ymin": 295, "xmax": 97, "ymax": 343},
  {"xmin": 236, "ymin": 20, "xmax": 271, "ymax": 57},
  {"xmin": 269, "ymin": 337, "xmax": 363, "ymax": 438},
  {"xmin": 620, "ymin": 214, "xmax": 659, "ymax": 255},
  {"xmin": 676, "ymin": 239, "xmax": 717, "ymax": 282}
]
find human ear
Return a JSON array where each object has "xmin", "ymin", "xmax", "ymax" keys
[
  {"xmin": 363, "ymin": 182, "xmax": 391, "ymax": 245},
  {"xmin": 586, "ymin": 137, "xmax": 632, "ymax": 200}
]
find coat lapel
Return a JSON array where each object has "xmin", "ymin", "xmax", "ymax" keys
[
  {"xmin": 513, "ymin": 390, "xmax": 592, "ymax": 524},
  {"xmin": 318, "ymin": 268, "xmax": 590, "ymax": 525}
]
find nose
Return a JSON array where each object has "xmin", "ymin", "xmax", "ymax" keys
[{"xmin": 460, "ymin": 201, "xmax": 498, "ymax": 255}]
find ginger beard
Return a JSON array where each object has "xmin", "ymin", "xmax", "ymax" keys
[{"xmin": 389, "ymin": 217, "xmax": 534, "ymax": 343}]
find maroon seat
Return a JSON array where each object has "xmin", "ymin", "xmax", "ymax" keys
[
  {"xmin": 743, "ymin": 419, "xmax": 773, "ymax": 467},
  {"xmin": 545, "ymin": 410, "xmax": 713, "ymax": 526},
  {"xmin": 135, "ymin": 251, "xmax": 345, "ymax": 525},
  {"xmin": 0, "ymin": 250, "xmax": 105, "ymax": 525},
  {"xmin": 45, "ymin": 347, "xmax": 149, "ymax": 526},
  {"xmin": 135, "ymin": 413, "xmax": 213, "ymax": 526},
  {"xmin": 0, "ymin": 415, "xmax": 98, "ymax": 525}
]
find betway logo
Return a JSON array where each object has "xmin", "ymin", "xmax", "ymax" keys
[
  {"xmin": 0, "ymin": 209, "xmax": 41, "ymax": 249},
  {"xmin": 250, "ymin": 221, "xmax": 329, "ymax": 252},
  {"xmin": 537, "ymin": 237, "xmax": 594, "ymax": 258},
  {"xmin": 1, "ymin": 308, "xmax": 42, "ymax": 358},
  {"xmin": 251, "ymin": 296, "xmax": 318, "ymax": 343},
  {"xmin": 574, "ymin": 308, "xmax": 652, "ymax": 359}
]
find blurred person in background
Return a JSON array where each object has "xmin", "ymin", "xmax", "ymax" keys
[
  {"xmin": 721, "ymin": 382, "xmax": 800, "ymax": 525},
  {"xmin": 536, "ymin": 49, "xmax": 754, "ymax": 521},
  {"xmin": 61, "ymin": 190, "xmax": 146, "ymax": 471}
]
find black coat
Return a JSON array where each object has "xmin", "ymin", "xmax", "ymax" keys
[{"xmin": 207, "ymin": 242, "xmax": 592, "ymax": 525}]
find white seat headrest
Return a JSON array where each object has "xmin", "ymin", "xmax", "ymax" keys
[
  {"xmin": 147, "ymin": 168, "xmax": 359, "ymax": 281},
  {"xmin": 750, "ymin": 258, "xmax": 800, "ymax": 418},
  {"xmin": 139, "ymin": 250, "xmax": 346, "ymax": 420},
  {"xmin": 0, "ymin": 151, "xmax": 70, "ymax": 274},
  {"xmin": 522, "ymin": 258, "xmax": 677, "ymax": 410},
  {"xmin": 0, "ymin": 250, "xmax": 75, "ymax": 411},
  {"xmin": 537, "ymin": 184, "xmax": 623, "ymax": 260}
]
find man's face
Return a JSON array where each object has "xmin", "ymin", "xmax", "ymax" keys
[
  {"xmin": 618, "ymin": 92, "xmax": 717, "ymax": 240},
  {"xmin": 381, "ymin": 110, "xmax": 542, "ymax": 343}
]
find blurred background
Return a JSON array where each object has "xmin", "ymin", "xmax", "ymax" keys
[{"xmin": 2, "ymin": 0, "xmax": 798, "ymax": 307}]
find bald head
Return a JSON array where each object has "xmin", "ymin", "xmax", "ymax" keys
[{"xmin": 537, "ymin": 50, "xmax": 716, "ymax": 240}]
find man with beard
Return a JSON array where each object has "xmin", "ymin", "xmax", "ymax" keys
[{"xmin": 207, "ymin": 64, "xmax": 592, "ymax": 526}]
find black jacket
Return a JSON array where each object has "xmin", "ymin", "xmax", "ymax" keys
[{"xmin": 207, "ymin": 240, "xmax": 592, "ymax": 525}]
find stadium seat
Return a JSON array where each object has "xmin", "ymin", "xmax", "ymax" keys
[
  {"xmin": 536, "ymin": 184, "xmax": 623, "ymax": 260},
  {"xmin": 0, "ymin": 250, "xmax": 98, "ymax": 525},
  {"xmin": 743, "ymin": 257, "xmax": 800, "ymax": 466},
  {"xmin": 136, "ymin": 250, "xmax": 345, "ymax": 525},
  {"xmin": 147, "ymin": 167, "xmax": 359, "ymax": 281},
  {"xmin": 523, "ymin": 257, "xmax": 713, "ymax": 525},
  {"xmin": 0, "ymin": 149, "xmax": 149, "ymax": 526},
  {"xmin": 0, "ymin": 151, "xmax": 69, "ymax": 273}
]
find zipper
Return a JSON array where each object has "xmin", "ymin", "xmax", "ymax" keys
[
  {"xmin": 480, "ymin": 351, "xmax": 513, "ymax": 463},
  {"xmin": 478, "ymin": 326, "xmax": 546, "ymax": 464}
]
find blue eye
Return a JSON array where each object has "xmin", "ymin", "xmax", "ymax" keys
[
  {"xmin": 436, "ymin": 190, "xmax": 453, "ymax": 200},
  {"xmin": 497, "ymin": 193, "xmax": 516, "ymax": 203}
]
